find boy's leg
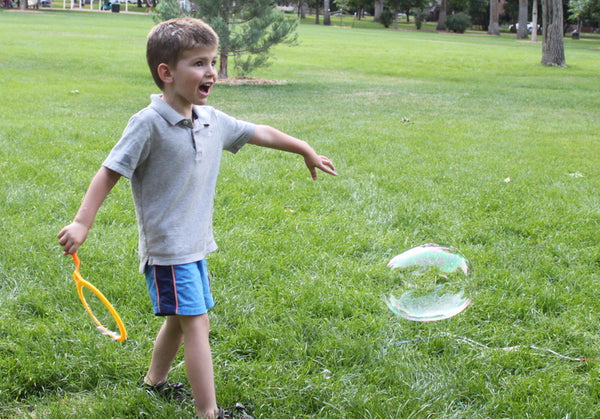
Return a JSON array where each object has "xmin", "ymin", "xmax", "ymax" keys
[
  {"xmin": 179, "ymin": 313, "xmax": 218, "ymax": 418},
  {"xmin": 144, "ymin": 316, "xmax": 183, "ymax": 385}
]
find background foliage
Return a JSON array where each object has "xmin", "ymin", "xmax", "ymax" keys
[
  {"xmin": 152, "ymin": 0, "xmax": 298, "ymax": 77},
  {"xmin": 1, "ymin": 9, "xmax": 600, "ymax": 418}
]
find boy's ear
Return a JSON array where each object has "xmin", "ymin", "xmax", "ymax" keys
[{"xmin": 157, "ymin": 63, "xmax": 174, "ymax": 84}]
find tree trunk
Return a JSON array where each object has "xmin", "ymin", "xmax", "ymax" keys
[
  {"xmin": 374, "ymin": 0, "xmax": 383, "ymax": 22},
  {"xmin": 436, "ymin": 0, "xmax": 447, "ymax": 30},
  {"xmin": 531, "ymin": 0, "xmax": 539, "ymax": 41},
  {"xmin": 298, "ymin": 1, "xmax": 306, "ymax": 19},
  {"xmin": 517, "ymin": 0, "xmax": 529, "ymax": 38},
  {"xmin": 541, "ymin": 0, "xmax": 565, "ymax": 66},
  {"xmin": 219, "ymin": 1, "xmax": 231, "ymax": 78},
  {"xmin": 219, "ymin": 53, "xmax": 228, "ymax": 79},
  {"xmin": 323, "ymin": 0, "xmax": 330, "ymax": 25},
  {"xmin": 488, "ymin": 0, "xmax": 500, "ymax": 35}
]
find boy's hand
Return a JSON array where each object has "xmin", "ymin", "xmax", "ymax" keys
[
  {"xmin": 58, "ymin": 221, "xmax": 90, "ymax": 255},
  {"xmin": 304, "ymin": 154, "xmax": 337, "ymax": 180}
]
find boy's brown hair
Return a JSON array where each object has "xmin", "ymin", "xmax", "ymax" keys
[{"xmin": 146, "ymin": 17, "xmax": 219, "ymax": 89}]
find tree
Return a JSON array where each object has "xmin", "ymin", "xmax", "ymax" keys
[
  {"xmin": 153, "ymin": 0, "xmax": 298, "ymax": 78},
  {"xmin": 541, "ymin": 0, "xmax": 565, "ymax": 65},
  {"xmin": 324, "ymin": 0, "xmax": 331, "ymax": 24},
  {"xmin": 569, "ymin": 0, "xmax": 600, "ymax": 33},
  {"xmin": 383, "ymin": 0, "xmax": 427, "ymax": 29},
  {"xmin": 531, "ymin": 0, "xmax": 539, "ymax": 41},
  {"xmin": 413, "ymin": 0, "xmax": 429, "ymax": 28},
  {"xmin": 468, "ymin": 0, "xmax": 490, "ymax": 30},
  {"xmin": 345, "ymin": 0, "xmax": 373, "ymax": 19},
  {"xmin": 517, "ymin": 0, "xmax": 529, "ymax": 38},
  {"xmin": 374, "ymin": 0, "xmax": 384, "ymax": 21},
  {"xmin": 488, "ymin": 0, "xmax": 500, "ymax": 34},
  {"xmin": 298, "ymin": 0, "xmax": 307, "ymax": 18},
  {"xmin": 386, "ymin": 0, "xmax": 407, "ymax": 28},
  {"xmin": 437, "ymin": 0, "xmax": 448, "ymax": 29}
]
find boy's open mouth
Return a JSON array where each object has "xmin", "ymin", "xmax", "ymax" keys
[{"xmin": 199, "ymin": 84, "xmax": 211, "ymax": 95}]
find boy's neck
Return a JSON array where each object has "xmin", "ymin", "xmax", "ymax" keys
[{"xmin": 159, "ymin": 93, "xmax": 195, "ymax": 120}]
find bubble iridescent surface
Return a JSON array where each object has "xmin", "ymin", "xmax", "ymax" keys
[{"xmin": 384, "ymin": 243, "xmax": 471, "ymax": 322}]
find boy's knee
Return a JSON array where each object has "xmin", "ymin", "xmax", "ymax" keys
[{"xmin": 178, "ymin": 313, "xmax": 210, "ymax": 333}]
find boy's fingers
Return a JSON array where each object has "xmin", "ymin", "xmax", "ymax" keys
[
  {"xmin": 62, "ymin": 240, "xmax": 78, "ymax": 255},
  {"xmin": 320, "ymin": 156, "xmax": 336, "ymax": 172},
  {"xmin": 321, "ymin": 156, "xmax": 334, "ymax": 167},
  {"xmin": 320, "ymin": 162, "xmax": 337, "ymax": 176},
  {"xmin": 306, "ymin": 155, "xmax": 337, "ymax": 179}
]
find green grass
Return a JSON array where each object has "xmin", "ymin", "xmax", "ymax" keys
[{"xmin": 1, "ymin": 8, "xmax": 600, "ymax": 418}]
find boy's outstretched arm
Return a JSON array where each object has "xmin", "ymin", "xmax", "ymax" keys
[
  {"xmin": 248, "ymin": 125, "xmax": 337, "ymax": 180},
  {"xmin": 58, "ymin": 166, "xmax": 121, "ymax": 255}
]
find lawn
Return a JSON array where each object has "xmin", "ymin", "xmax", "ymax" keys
[{"xmin": 1, "ymin": 9, "xmax": 600, "ymax": 418}]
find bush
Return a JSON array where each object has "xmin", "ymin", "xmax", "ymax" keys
[
  {"xmin": 445, "ymin": 12, "xmax": 471, "ymax": 33},
  {"xmin": 380, "ymin": 9, "xmax": 394, "ymax": 28}
]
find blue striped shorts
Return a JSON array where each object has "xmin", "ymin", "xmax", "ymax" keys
[{"xmin": 145, "ymin": 260, "xmax": 215, "ymax": 316}]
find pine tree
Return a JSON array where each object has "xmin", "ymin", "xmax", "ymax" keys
[{"xmin": 153, "ymin": 0, "xmax": 298, "ymax": 78}]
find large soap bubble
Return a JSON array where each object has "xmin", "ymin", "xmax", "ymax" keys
[{"xmin": 384, "ymin": 243, "xmax": 471, "ymax": 322}]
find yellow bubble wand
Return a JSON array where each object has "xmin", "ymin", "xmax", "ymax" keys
[{"xmin": 70, "ymin": 253, "xmax": 127, "ymax": 342}]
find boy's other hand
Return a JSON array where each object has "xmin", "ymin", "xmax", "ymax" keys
[{"xmin": 58, "ymin": 221, "xmax": 90, "ymax": 255}]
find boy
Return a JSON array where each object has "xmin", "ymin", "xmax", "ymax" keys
[{"xmin": 58, "ymin": 17, "xmax": 336, "ymax": 419}]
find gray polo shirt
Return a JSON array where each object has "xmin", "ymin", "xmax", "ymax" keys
[{"xmin": 103, "ymin": 94, "xmax": 255, "ymax": 272}]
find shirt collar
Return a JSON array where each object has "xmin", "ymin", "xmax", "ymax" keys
[{"xmin": 149, "ymin": 94, "xmax": 210, "ymax": 127}]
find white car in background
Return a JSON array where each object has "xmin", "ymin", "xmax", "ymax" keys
[{"xmin": 509, "ymin": 22, "xmax": 541, "ymax": 32}]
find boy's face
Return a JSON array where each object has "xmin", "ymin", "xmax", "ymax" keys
[{"xmin": 162, "ymin": 46, "xmax": 218, "ymax": 113}]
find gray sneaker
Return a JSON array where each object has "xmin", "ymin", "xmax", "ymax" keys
[{"xmin": 143, "ymin": 380, "xmax": 192, "ymax": 402}]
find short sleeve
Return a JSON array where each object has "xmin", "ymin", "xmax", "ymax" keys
[{"xmin": 103, "ymin": 110, "xmax": 153, "ymax": 179}]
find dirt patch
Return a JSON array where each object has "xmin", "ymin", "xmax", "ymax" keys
[{"xmin": 216, "ymin": 77, "xmax": 286, "ymax": 85}]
